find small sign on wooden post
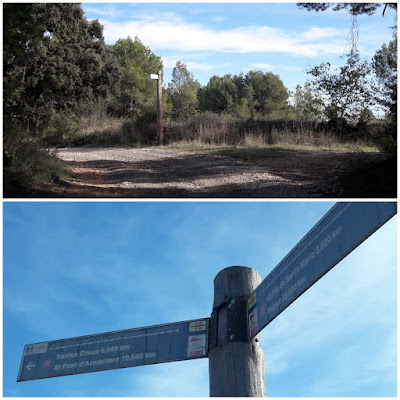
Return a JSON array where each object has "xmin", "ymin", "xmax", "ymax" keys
[{"xmin": 148, "ymin": 71, "xmax": 163, "ymax": 144}]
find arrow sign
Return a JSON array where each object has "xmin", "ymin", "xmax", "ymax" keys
[
  {"xmin": 17, "ymin": 318, "xmax": 209, "ymax": 382},
  {"xmin": 247, "ymin": 202, "xmax": 397, "ymax": 339},
  {"xmin": 25, "ymin": 362, "xmax": 36, "ymax": 371}
]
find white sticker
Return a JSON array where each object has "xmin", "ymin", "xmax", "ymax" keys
[
  {"xmin": 187, "ymin": 334, "xmax": 206, "ymax": 357},
  {"xmin": 248, "ymin": 293, "xmax": 257, "ymax": 309},
  {"xmin": 189, "ymin": 320, "xmax": 206, "ymax": 332},
  {"xmin": 24, "ymin": 342, "xmax": 48, "ymax": 356},
  {"xmin": 249, "ymin": 308, "xmax": 258, "ymax": 337}
]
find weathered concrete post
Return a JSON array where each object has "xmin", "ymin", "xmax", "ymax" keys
[
  {"xmin": 157, "ymin": 70, "xmax": 163, "ymax": 144},
  {"xmin": 208, "ymin": 266, "xmax": 266, "ymax": 397}
]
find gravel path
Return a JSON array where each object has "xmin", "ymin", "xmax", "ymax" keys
[{"xmin": 32, "ymin": 147, "xmax": 384, "ymax": 198}]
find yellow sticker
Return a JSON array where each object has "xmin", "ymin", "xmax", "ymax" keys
[
  {"xmin": 189, "ymin": 320, "xmax": 206, "ymax": 332},
  {"xmin": 248, "ymin": 293, "xmax": 257, "ymax": 309}
]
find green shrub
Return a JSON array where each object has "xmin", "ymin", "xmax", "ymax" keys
[
  {"xmin": 375, "ymin": 123, "xmax": 397, "ymax": 155},
  {"xmin": 4, "ymin": 124, "xmax": 69, "ymax": 197}
]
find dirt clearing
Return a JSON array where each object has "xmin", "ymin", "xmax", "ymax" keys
[{"xmin": 30, "ymin": 147, "xmax": 395, "ymax": 198}]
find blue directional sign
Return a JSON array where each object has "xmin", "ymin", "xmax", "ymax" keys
[
  {"xmin": 247, "ymin": 202, "xmax": 397, "ymax": 339},
  {"xmin": 17, "ymin": 318, "xmax": 209, "ymax": 382}
]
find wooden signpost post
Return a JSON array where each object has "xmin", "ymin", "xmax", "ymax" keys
[
  {"xmin": 148, "ymin": 71, "xmax": 163, "ymax": 144},
  {"xmin": 17, "ymin": 202, "xmax": 397, "ymax": 396}
]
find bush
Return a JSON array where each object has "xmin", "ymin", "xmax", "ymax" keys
[
  {"xmin": 40, "ymin": 110, "xmax": 80, "ymax": 145},
  {"xmin": 4, "ymin": 124, "xmax": 68, "ymax": 197},
  {"xmin": 134, "ymin": 111, "xmax": 158, "ymax": 145},
  {"xmin": 375, "ymin": 123, "xmax": 397, "ymax": 155}
]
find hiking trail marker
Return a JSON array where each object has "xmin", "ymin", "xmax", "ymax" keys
[
  {"xmin": 18, "ymin": 319, "xmax": 209, "ymax": 382},
  {"xmin": 247, "ymin": 202, "xmax": 397, "ymax": 339},
  {"xmin": 17, "ymin": 202, "xmax": 396, "ymax": 396}
]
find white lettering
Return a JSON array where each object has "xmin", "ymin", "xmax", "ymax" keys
[
  {"xmin": 332, "ymin": 225, "xmax": 343, "ymax": 239},
  {"xmin": 100, "ymin": 346, "xmax": 119, "ymax": 354},
  {"xmin": 300, "ymin": 251, "xmax": 315, "ymax": 269},
  {"xmin": 56, "ymin": 352, "xmax": 78, "ymax": 360},
  {"xmin": 62, "ymin": 362, "xmax": 78, "ymax": 369},
  {"xmin": 268, "ymin": 298, "xmax": 281, "ymax": 314},
  {"xmin": 297, "ymin": 276, "xmax": 306, "ymax": 287},
  {"xmin": 121, "ymin": 353, "xmax": 144, "ymax": 362},
  {"xmin": 83, "ymin": 357, "xmax": 119, "ymax": 367},
  {"xmin": 80, "ymin": 349, "xmax": 99, "ymax": 356}
]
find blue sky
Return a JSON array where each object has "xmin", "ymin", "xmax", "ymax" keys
[
  {"xmin": 81, "ymin": 2, "xmax": 396, "ymax": 92},
  {"xmin": 3, "ymin": 201, "xmax": 397, "ymax": 397}
]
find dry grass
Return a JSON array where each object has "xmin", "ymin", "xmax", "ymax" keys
[
  {"xmin": 59, "ymin": 118, "xmax": 149, "ymax": 147},
  {"xmin": 164, "ymin": 115, "xmax": 380, "ymax": 152},
  {"xmin": 165, "ymin": 141, "xmax": 378, "ymax": 163},
  {"xmin": 44, "ymin": 111, "xmax": 384, "ymax": 153}
]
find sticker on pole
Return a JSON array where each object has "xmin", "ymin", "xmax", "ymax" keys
[
  {"xmin": 24, "ymin": 342, "xmax": 48, "ymax": 356},
  {"xmin": 249, "ymin": 309, "xmax": 258, "ymax": 337},
  {"xmin": 188, "ymin": 334, "xmax": 206, "ymax": 357},
  {"xmin": 189, "ymin": 320, "xmax": 207, "ymax": 332},
  {"xmin": 248, "ymin": 293, "xmax": 257, "ymax": 309}
]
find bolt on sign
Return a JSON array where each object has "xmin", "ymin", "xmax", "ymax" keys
[
  {"xmin": 247, "ymin": 202, "xmax": 397, "ymax": 339},
  {"xmin": 17, "ymin": 319, "xmax": 209, "ymax": 382}
]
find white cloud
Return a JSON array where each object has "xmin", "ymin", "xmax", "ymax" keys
[
  {"xmin": 163, "ymin": 56, "xmax": 230, "ymax": 72},
  {"xmin": 301, "ymin": 27, "xmax": 341, "ymax": 41},
  {"xmin": 129, "ymin": 359, "xmax": 209, "ymax": 396},
  {"xmin": 100, "ymin": 16, "xmax": 346, "ymax": 57},
  {"xmin": 84, "ymin": 5, "xmax": 120, "ymax": 18},
  {"xmin": 309, "ymin": 332, "xmax": 397, "ymax": 396},
  {"xmin": 282, "ymin": 66, "xmax": 303, "ymax": 72},
  {"xmin": 185, "ymin": 61, "xmax": 227, "ymax": 72},
  {"xmin": 251, "ymin": 63, "xmax": 275, "ymax": 70}
]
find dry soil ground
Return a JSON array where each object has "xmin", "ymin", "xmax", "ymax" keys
[{"xmin": 30, "ymin": 147, "xmax": 394, "ymax": 198}]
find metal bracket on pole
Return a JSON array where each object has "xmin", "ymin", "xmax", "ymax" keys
[
  {"xmin": 209, "ymin": 310, "xmax": 218, "ymax": 350},
  {"xmin": 226, "ymin": 297, "xmax": 248, "ymax": 342},
  {"xmin": 209, "ymin": 296, "xmax": 248, "ymax": 349}
]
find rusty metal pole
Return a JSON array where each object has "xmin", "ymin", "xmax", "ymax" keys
[
  {"xmin": 157, "ymin": 70, "xmax": 163, "ymax": 145},
  {"xmin": 208, "ymin": 266, "xmax": 266, "ymax": 397}
]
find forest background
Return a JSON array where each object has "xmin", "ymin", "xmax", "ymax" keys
[{"xmin": 3, "ymin": 3, "xmax": 397, "ymax": 195}]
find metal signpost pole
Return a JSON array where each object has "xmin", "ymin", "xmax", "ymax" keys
[
  {"xmin": 208, "ymin": 266, "xmax": 266, "ymax": 397},
  {"xmin": 157, "ymin": 70, "xmax": 163, "ymax": 144}
]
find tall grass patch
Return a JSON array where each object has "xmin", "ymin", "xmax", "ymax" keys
[{"xmin": 165, "ymin": 114, "xmax": 383, "ymax": 150}]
